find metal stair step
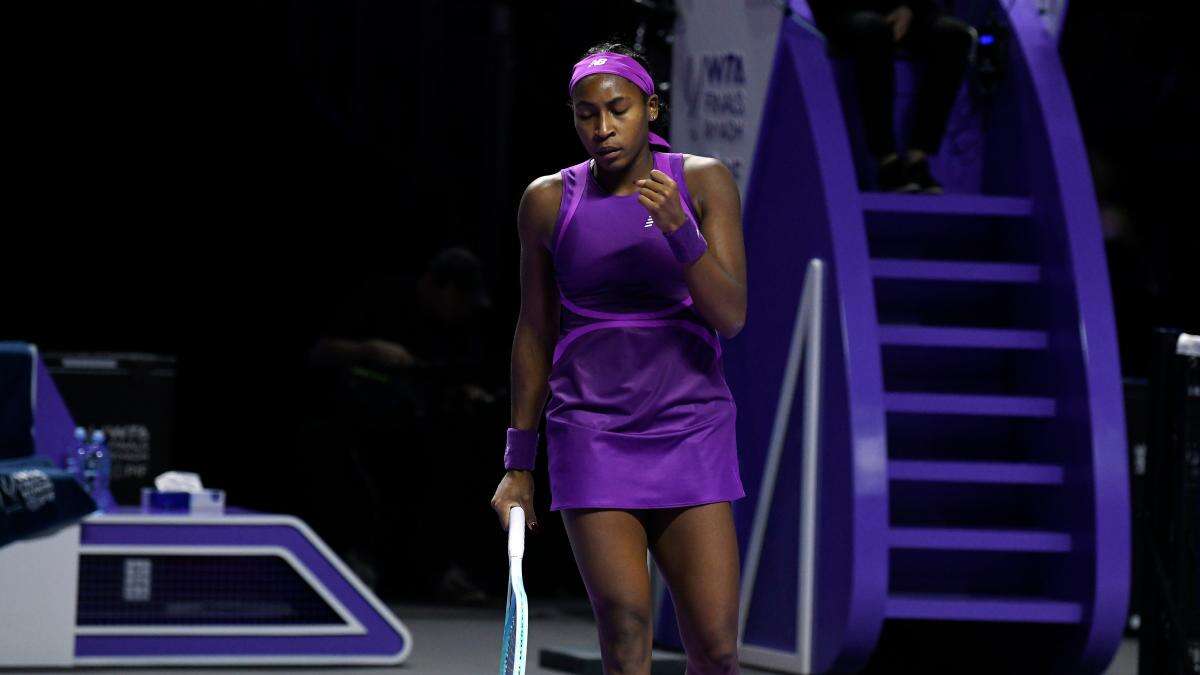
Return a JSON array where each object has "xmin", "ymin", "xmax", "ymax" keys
[
  {"xmin": 859, "ymin": 193, "xmax": 1035, "ymax": 217},
  {"xmin": 879, "ymin": 325, "xmax": 1048, "ymax": 350},
  {"xmin": 872, "ymin": 259, "xmax": 1041, "ymax": 283},
  {"xmin": 889, "ymin": 527, "xmax": 1072, "ymax": 553},
  {"xmin": 885, "ymin": 392, "xmax": 1057, "ymax": 417},
  {"xmin": 886, "ymin": 593, "xmax": 1083, "ymax": 624},
  {"xmin": 889, "ymin": 460, "xmax": 1064, "ymax": 485}
]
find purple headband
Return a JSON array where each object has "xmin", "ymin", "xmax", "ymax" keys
[{"xmin": 569, "ymin": 51, "xmax": 671, "ymax": 150}]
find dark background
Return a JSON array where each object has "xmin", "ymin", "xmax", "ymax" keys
[{"xmin": 3, "ymin": 0, "xmax": 1196, "ymax": 600}]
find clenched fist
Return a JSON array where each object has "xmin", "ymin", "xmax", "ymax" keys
[{"xmin": 635, "ymin": 169, "xmax": 688, "ymax": 235}]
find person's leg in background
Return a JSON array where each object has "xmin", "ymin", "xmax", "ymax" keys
[
  {"xmin": 429, "ymin": 390, "xmax": 509, "ymax": 603},
  {"xmin": 825, "ymin": 10, "xmax": 916, "ymax": 192},
  {"xmin": 899, "ymin": 13, "xmax": 976, "ymax": 193},
  {"xmin": 367, "ymin": 402, "xmax": 476, "ymax": 603},
  {"xmin": 291, "ymin": 415, "xmax": 388, "ymax": 590}
]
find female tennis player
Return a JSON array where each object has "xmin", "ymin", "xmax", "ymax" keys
[{"xmin": 491, "ymin": 42, "xmax": 747, "ymax": 674}]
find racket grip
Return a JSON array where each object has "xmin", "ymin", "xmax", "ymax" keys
[{"xmin": 508, "ymin": 505, "xmax": 526, "ymax": 559}]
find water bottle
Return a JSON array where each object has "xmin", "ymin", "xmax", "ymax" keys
[
  {"xmin": 86, "ymin": 429, "xmax": 114, "ymax": 510},
  {"xmin": 67, "ymin": 427, "xmax": 89, "ymax": 483}
]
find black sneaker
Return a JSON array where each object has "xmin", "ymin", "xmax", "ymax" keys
[
  {"xmin": 904, "ymin": 157, "xmax": 944, "ymax": 195},
  {"xmin": 878, "ymin": 157, "xmax": 919, "ymax": 193}
]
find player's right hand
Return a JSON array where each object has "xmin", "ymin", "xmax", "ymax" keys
[{"xmin": 491, "ymin": 471, "xmax": 539, "ymax": 534}]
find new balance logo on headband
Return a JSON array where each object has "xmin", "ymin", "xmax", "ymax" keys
[{"xmin": 590, "ymin": 57, "xmax": 608, "ymax": 67}]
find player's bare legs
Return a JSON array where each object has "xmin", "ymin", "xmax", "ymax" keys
[
  {"xmin": 562, "ymin": 508, "xmax": 653, "ymax": 675},
  {"xmin": 646, "ymin": 501, "xmax": 740, "ymax": 674}
]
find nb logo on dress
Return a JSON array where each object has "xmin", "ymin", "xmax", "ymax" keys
[{"xmin": 644, "ymin": 216, "xmax": 655, "ymax": 228}]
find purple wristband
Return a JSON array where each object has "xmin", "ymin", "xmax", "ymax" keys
[
  {"xmin": 504, "ymin": 427, "xmax": 539, "ymax": 470},
  {"xmin": 664, "ymin": 219, "xmax": 708, "ymax": 265}
]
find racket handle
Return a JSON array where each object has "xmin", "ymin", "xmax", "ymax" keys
[{"xmin": 508, "ymin": 505, "xmax": 526, "ymax": 559}]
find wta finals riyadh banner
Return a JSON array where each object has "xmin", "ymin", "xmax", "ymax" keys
[{"xmin": 670, "ymin": 0, "xmax": 811, "ymax": 196}]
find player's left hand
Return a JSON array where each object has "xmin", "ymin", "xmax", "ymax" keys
[{"xmin": 636, "ymin": 169, "xmax": 688, "ymax": 235}]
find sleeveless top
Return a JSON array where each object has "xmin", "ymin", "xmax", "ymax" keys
[{"xmin": 542, "ymin": 150, "xmax": 745, "ymax": 511}]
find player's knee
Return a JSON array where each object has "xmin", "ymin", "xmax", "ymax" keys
[
  {"xmin": 595, "ymin": 602, "xmax": 651, "ymax": 671},
  {"xmin": 685, "ymin": 614, "xmax": 739, "ymax": 673},
  {"xmin": 688, "ymin": 639, "xmax": 739, "ymax": 674}
]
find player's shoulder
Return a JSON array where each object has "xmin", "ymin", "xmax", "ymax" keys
[
  {"xmin": 679, "ymin": 153, "xmax": 734, "ymax": 182},
  {"xmin": 518, "ymin": 173, "xmax": 564, "ymax": 246},
  {"xmin": 521, "ymin": 173, "xmax": 563, "ymax": 214},
  {"xmin": 525, "ymin": 171, "xmax": 562, "ymax": 195},
  {"xmin": 678, "ymin": 154, "xmax": 737, "ymax": 207}
]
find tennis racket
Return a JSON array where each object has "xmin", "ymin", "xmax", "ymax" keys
[{"xmin": 499, "ymin": 505, "xmax": 529, "ymax": 675}]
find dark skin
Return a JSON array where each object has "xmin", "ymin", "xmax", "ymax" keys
[
  {"xmin": 490, "ymin": 72, "xmax": 746, "ymax": 673},
  {"xmin": 559, "ymin": 73, "xmax": 747, "ymax": 340}
]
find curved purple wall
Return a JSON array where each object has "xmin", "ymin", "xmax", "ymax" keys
[
  {"xmin": 726, "ymin": 17, "xmax": 889, "ymax": 673},
  {"xmin": 1007, "ymin": 1, "xmax": 1130, "ymax": 670}
]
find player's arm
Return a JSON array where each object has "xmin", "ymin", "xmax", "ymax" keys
[
  {"xmin": 509, "ymin": 174, "xmax": 562, "ymax": 432},
  {"xmin": 679, "ymin": 156, "xmax": 747, "ymax": 339},
  {"xmin": 492, "ymin": 174, "xmax": 560, "ymax": 534}
]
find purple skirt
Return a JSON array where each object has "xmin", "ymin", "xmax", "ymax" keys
[{"xmin": 544, "ymin": 323, "xmax": 745, "ymax": 511}]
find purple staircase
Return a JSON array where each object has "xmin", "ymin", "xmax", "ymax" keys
[
  {"xmin": 664, "ymin": 1, "xmax": 1132, "ymax": 673},
  {"xmin": 867, "ymin": 189, "xmax": 1083, "ymax": 636}
]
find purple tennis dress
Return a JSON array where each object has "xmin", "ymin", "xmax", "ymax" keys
[{"xmin": 544, "ymin": 150, "xmax": 746, "ymax": 511}]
